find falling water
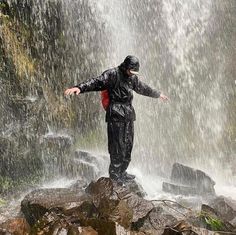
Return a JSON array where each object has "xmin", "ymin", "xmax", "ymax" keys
[
  {"xmin": 0, "ymin": 0, "xmax": 236, "ymax": 203},
  {"xmin": 62, "ymin": 0, "xmax": 236, "ymax": 197}
]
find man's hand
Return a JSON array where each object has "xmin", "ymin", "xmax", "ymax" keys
[
  {"xmin": 159, "ymin": 93, "xmax": 169, "ymax": 101},
  {"xmin": 64, "ymin": 87, "xmax": 81, "ymax": 96}
]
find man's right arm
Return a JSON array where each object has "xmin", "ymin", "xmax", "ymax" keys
[{"xmin": 75, "ymin": 70, "xmax": 112, "ymax": 93}]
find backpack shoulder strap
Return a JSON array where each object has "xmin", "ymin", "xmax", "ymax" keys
[{"xmin": 113, "ymin": 67, "xmax": 121, "ymax": 89}]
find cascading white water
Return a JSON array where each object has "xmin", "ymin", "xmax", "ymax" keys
[{"xmin": 59, "ymin": 0, "xmax": 236, "ymax": 198}]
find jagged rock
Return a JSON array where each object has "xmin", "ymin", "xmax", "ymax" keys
[
  {"xmin": 85, "ymin": 178, "xmax": 132, "ymax": 229},
  {"xmin": 68, "ymin": 151, "xmax": 109, "ymax": 181},
  {"xmin": 163, "ymin": 163, "xmax": 215, "ymax": 196},
  {"xmin": 0, "ymin": 218, "xmax": 30, "ymax": 235},
  {"xmin": 85, "ymin": 177, "xmax": 153, "ymax": 228},
  {"xmin": 85, "ymin": 177, "xmax": 115, "ymax": 207},
  {"xmin": 87, "ymin": 178, "xmax": 154, "ymax": 224},
  {"xmin": 200, "ymin": 204, "xmax": 235, "ymax": 232},
  {"xmin": 209, "ymin": 196, "xmax": 236, "ymax": 223},
  {"xmin": 31, "ymin": 211, "xmax": 99, "ymax": 235},
  {"xmin": 137, "ymin": 206, "xmax": 177, "ymax": 232},
  {"xmin": 21, "ymin": 188, "xmax": 87, "ymax": 225},
  {"xmin": 123, "ymin": 180, "xmax": 146, "ymax": 198}
]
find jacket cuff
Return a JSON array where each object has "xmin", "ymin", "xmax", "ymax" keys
[{"xmin": 74, "ymin": 84, "xmax": 85, "ymax": 93}]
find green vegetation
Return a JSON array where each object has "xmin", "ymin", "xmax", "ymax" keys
[
  {"xmin": 0, "ymin": 198, "xmax": 6, "ymax": 206},
  {"xmin": 199, "ymin": 212, "xmax": 225, "ymax": 231}
]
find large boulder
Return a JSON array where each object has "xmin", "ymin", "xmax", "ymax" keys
[
  {"xmin": 21, "ymin": 187, "xmax": 88, "ymax": 226},
  {"xmin": 20, "ymin": 177, "xmax": 152, "ymax": 234},
  {"xmin": 163, "ymin": 163, "xmax": 216, "ymax": 196},
  {"xmin": 209, "ymin": 196, "xmax": 236, "ymax": 223},
  {"xmin": 17, "ymin": 176, "xmax": 236, "ymax": 234}
]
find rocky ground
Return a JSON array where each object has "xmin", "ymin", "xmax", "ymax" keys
[{"xmin": 0, "ymin": 175, "xmax": 236, "ymax": 235}]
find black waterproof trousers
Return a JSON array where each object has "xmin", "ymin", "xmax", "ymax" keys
[{"xmin": 107, "ymin": 121, "xmax": 134, "ymax": 180}]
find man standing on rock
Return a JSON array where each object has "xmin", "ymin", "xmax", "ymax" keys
[{"xmin": 65, "ymin": 55, "xmax": 169, "ymax": 185}]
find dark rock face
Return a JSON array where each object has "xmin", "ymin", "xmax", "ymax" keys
[
  {"xmin": 0, "ymin": 0, "xmax": 109, "ymax": 195},
  {"xmin": 162, "ymin": 163, "xmax": 215, "ymax": 196}
]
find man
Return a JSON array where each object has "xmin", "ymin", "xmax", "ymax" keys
[{"xmin": 65, "ymin": 55, "xmax": 169, "ymax": 185}]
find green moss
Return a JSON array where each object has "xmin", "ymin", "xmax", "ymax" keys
[
  {"xmin": 0, "ymin": 198, "xmax": 6, "ymax": 206},
  {"xmin": 0, "ymin": 173, "xmax": 43, "ymax": 196},
  {"xmin": 0, "ymin": 3, "xmax": 6, "ymax": 9},
  {"xmin": 199, "ymin": 212, "xmax": 225, "ymax": 231}
]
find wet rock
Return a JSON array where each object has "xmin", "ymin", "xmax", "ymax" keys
[
  {"xmin": 31, "ymin": 211, "xmax": 91, "ymax": 235},
  {"xmin": 138, "ymin": 206, "xmax": 177, "ymax": 232},
  {"xmin": 87, "ymin": 178, "xmax": 154, "ymax": 225},
  {"xmin": 125, "ymin": 193, "xmax": 154, "ymax": 224},
  {"xmin": 200, "ymin": 204, "xmax": 235, "ymax": 232},
  {"xmin": 68, "ymin": 178, "xmax": 89, "ymax": 191},
  {"xmin": 209, "ymin": 196, "xmax": 236, "ymax": 223},
  {"xmin": 40, "ymin": 133, "xmax": 73, "ymax": 177},
  {"xmin": 0, "ymin": 218, "xmax": 30, "ymax": 235},
  {"xmin": 85, "ymin": 177, "xmax": 153, "ymax": 229},
  {"xmin": 113, "ymin": 186, "xmax": 153, "ymax": 224},
  {"xmin": 0, "ymin": 135, "xmax": 43, "ymax": 194},
  {"xmin": 85, "ymin": 177, "xmax": 114, "ymax": 208},
  {"xmin": 68, "ymin": 151, "xmax": 109, "ymax": 181},
  {"xmin": 163, "ymin": 163, "xmax": 215, "ymax": 196},
  {"xmin": 18, "ymin": 176, "xmax": 235, "ymax": 235},
  {"xmin": 162, "ymin": 182, "xmax": 198, "ymax": 196},
  {"xmin": 21, "ymin": 188, "xmax": 86, "ymax": 225},
  {"xmin": 80, "ymin": 226, "xmax": 98, "ymax": 235},
  {"xmin": 123, "ymin": 180, "xmax": 146, "ymax": 198}
]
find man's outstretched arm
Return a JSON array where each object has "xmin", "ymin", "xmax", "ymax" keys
[
  {"xmin": 64, "ymin": 70, "xmax": 111, "ymax": 96},
  {"xmin": 133, "ymin": 77, "xmax": 169, "ymax": 101}
]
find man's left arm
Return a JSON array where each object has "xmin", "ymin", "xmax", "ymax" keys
[{"xmin": 133, "ymin": 77, "xmax": 169, "ymax": 100}]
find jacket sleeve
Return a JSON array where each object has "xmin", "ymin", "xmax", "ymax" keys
[
  {"xmin": 75, "ymin": 70, "xmax": 111, "ymax": 93},
  {"xmin": 133, "ymin": 77, "xmax": 161, "ymax": 98}
]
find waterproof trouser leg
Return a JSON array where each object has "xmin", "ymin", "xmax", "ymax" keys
[{"xmin": 107, "ymin": 121, "xmax": 134, "ymax": 180}]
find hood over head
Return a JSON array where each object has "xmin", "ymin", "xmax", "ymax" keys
[{"xmin": 120, "ymin": 55, "xmax": 140, "ymax": 75}]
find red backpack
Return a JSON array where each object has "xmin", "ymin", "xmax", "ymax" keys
[
  {"xmin": 101, "ymin": 70, "xmax": 120, "ymax": 110},
  {"xmin": 101, "ymin": 90, "xmax": 109, "ymax": 110}
]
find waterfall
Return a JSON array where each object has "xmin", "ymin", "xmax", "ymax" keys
[
  {"xmin": 59, "ymin": 0, "xmax": 236, "ymax": 195},
  {"xmin": 0, "ymin": 0, "xmax": 235, "ymax": 198}
]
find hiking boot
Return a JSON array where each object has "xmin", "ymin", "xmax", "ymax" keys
[{"xmin": 123, "ymin": 172, "xmax": 135, "ymax": 181}]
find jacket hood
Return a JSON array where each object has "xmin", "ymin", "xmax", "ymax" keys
[{"xmin": 121, "ymin": 55, "xmax": 140, "ymax": 72}]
